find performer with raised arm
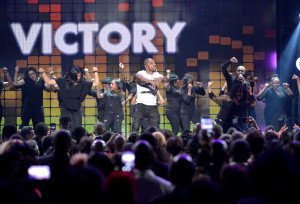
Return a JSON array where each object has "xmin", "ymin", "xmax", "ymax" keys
[
  {"xmin": 164, "ymin": 70, "xmax": 182, "ymax": 135},
  {"xmin": 119, "ymin": 63, "xmax": 137, "ymax": 120},
  {"xmin": 292, "ymin": 74, "xmax": 300, "ymax": 95},
  {"xmin": 257, "ymin": 76, "xmax": 293, "ymax": 131},
  {"xmin": 222, "ymin": 57, "xmax": 250, "ymax": 91},
  {"xmin": 14, "ymin": 66, "xmax": 50, "ymax": 129},
  {"xmin": 96, "ymin": 79, "xmax": 133, "ymax": 134},
  {"xmin": 208, "ymin": 81, "xmax": 256, "ymax": 133},
  {"xmin": 131, "ymin": 58, "xmax": 168, "ymax": 132},
  {"xmin": 39, "ymin": 65, "xmax": 99, "ymax": 130},
  {"xmin": 180, "ymin": 74, "xmax": 205, "ymax": 131},
  {"xmin": 0, "ymin": 67, "xmax": 13, "ymax": 124}
]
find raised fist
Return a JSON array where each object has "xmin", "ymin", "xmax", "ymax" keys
[
  {"xmin": 92, "ymin": 67, "xmax": 98, "ymax": 72},
  {"xmin": 15, "ymin": 66, "xmax": 19, "ymax": 72},
  {"xmin": 84, "ymin": 68, "xmax": 89, "ymax": 72},
  {"xmin": 39, "ymin": 67, "xmax": 45, "ymax": 73},
  {"xmin": 208, "ymin": 81, "xmax": 214, "ymax": 88},
  {"xmin": 188, "ymin": 84, "xmax": 193, "ymax": 90},
  {"xmin": 197, "ymin": 82, "xmax": 203, "ymax": 87},
  {"xmin": 119, "ymin": 63, "xmax": 124, "ymax": 69},
  {"xmin": 230, "ymin": 57, "xmax": 238, "ymax": 63}
]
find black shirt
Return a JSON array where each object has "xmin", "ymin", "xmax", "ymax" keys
[
  {"xmin": 89, "ymin": 89, "xmax": 105, "ymax": 113},
  {"xmin": 20, "ymin": 77, "xmax": 45, "ymax": 107},
  {"xmin": 257, "ymin": 86, "xmax": 289, "ymax": 122},
  {"xmin": 180, "ymin": 86, "xmax": 205, "ymax": 112},
  {"xmin": 103, "ymin": 90, "xmax": 125, "ymax": 114},
  {"xmin": 166, "ymin": 85, "xmax": 181, "ymax": 110},
  {"xmin": 222, "ymin": 60, "xmax": 250, "ymax": 92},
  {"xmin": 55, "ymin": 77, "xmax": 93, "ymax": 111}
]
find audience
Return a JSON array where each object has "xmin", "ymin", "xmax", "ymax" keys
[{"xmin": 0, "ymin": 119, "xmax": 300, "ymax": 204}]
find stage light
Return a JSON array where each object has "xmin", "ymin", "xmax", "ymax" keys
[{"xmin": 296, "ymin": 57, "xmax": 300, "ymax": 70}]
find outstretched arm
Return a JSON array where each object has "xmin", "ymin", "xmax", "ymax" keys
[
  {"xmin": 92, "ymin": 67, "xmax": 99, "ymax": 87},
  {"xmin": 2, "ymin": 67, "xmax": 13, "ymax": 88},
  {"xmin": 84, "ymin": 68, "xmax": 92, "ymax": 82},
  {"xmin": 222, "ymin": 57, "xmax": 237, "ymax": 86},
  {"xmin": 292, "ymin": 74, "xmax": 300, "ymax": 95},
  {"xmin": 13, "ymin": 66, "xmax": 25, "ymax": 86},
  {"xmin": 39, "ymin": 68, "xmax": 57, "ymax": 85}
]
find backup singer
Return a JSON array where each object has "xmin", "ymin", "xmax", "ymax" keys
[
  {"xmin": 257, "ymin": 76, "xmax": 293, "ymax": 131},
  {"xmin": 96, "ymin": 79, "xmax": 133, "ymax": 134},
  {"xmin": 39, "ymin": 65, "xmax": 99, "ymax": 130},
  {"xmin": 14, "ymin": 66, "xmax": 50, "ymax": 129},
  {"xmin": 0, "ymin": 67, "xmax": 13, "ymax": 124},
  {"xmin": 164, "ymin": 70, "xmax": 182, "ymax": 135},
  {"xmin": 180, "ymin": 74, "xmax": 205, "ymax": 131}
]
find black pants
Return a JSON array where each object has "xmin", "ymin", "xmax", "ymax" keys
[
  {"xmin": 132, "ymin": 103, "xmax": 160, "ymax": 132},
  {"xmin": 61, "ymin": 106, "xmax": 82, "ymax": 131},
  {"xmin": 180, "ymin": 110, "xmax": 200, "ymax": 132},
  {"xmin": 166, "ymin": 108, "xmax": 182, "ymax": 135},
  {"xmin": 104, "ymin": 111, "xmax": 123, "ymax": 134},
  {"xmin": 20, "ymin": 104, "xmax": 44, "ymax": 129}
]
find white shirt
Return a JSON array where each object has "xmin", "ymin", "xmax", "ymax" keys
[{"xmin": 136, "ymin": 70, "xmax": 163, "ymax": 106}]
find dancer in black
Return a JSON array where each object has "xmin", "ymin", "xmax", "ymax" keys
[
  {"xmin": 39, "ymin": 66, "xmax": 99, "ymax": 130},
  {"xmin": 180, "ymin": 74, "xmax": 205, "ymax": 131},
  {"xmin": 14, "ymin": 66, "xmax": 50, "ymax": 129},
  {"xmin": 89, "ymin": 77, "xmax": 111, "ymax": 123},
  {"xmin": 0, "ymin": 67, "xmax": 13, "ymax": 124},
  {"xmin": 257, "ymin": 76, "xmax": 293, "ymax": 131},
  {"xmin": 96, "ymin": 79, "xmax": 133, "ymax": 134},
  {"xmin": 207, "ymin": 81, "xmax": 256, "ymax": 133},
  {"xmin": 164, "ymin": 70, "xmax": 182, "ymax": 135}
]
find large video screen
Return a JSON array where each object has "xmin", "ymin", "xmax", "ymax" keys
[{"xmin": 0, "ymin": 0, "xmax": 276, "ymax": 132}]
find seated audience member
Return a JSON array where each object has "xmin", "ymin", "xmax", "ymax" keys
[
  {"xmin": 133, "ymin": 140, "xmax": 173, "ymax": 204},
  {"xmin": 166, "ymin": 136, "xmax": 185, "ymax": 159},
  {"xmin": 114, "ymin": 135, "xmax": 126, "ymax": 153},
  {"xmin": 1, "ymin": 125, "xmax": 17, "ymax": 142},
  {"xmin": 87, "ymin": 152, "xmax": 114, "ymax": 177},
  {"xmin": 41, "ymin": 135, "xmax": 54, "ymax": 156},
  {"xmin": 72, "ymin": 127, "xmax": 88, "ymax": 145},
  {"xmin": 105, "ymin": 171, "xmax": 136, "ymax": 204},
  {"xmin": 59, "ymin": 115, "xmax": 72, "ymax": 132},
  {"xmin": 229, "ymin": 139, "xmax": 250, "ymax": 166},
  {"xmin": 32, "ymin": 122, "xmax": 48, "ymax": 156},
  {"xmin": 245, "ymin": 130, "xmax": 265, "ymax": 162},
  {"xmin": 90, "ymin": 139, "xmax": 107, "ymax": 153},
  {"xmin": 38, "ymin": 130, "xmax": 72, "ymax": 176},
  {"xmin": 220, "ymin": 163, "xmax": 247, "ymax": 202},
  {"xmin": 20, "ymin": 126, "xmax": 34, "ymax": 141},
  {"xmin": 26, "ymin": 140, "xmax": 39, "ymax": 156},
  {"xmin": 94, "ymin": 122, "xmax": 106, "ymax": 140},
  {"xmin": 78, "ymin": 136, "xmax": 93, "ymax": 154}
]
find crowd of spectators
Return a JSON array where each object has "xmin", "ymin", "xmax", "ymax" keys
[{"xmin": 0, "ymin": 116, "xmax": 300, "ymax": 204}]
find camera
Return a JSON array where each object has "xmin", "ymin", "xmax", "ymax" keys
[
  {"xmin": 28, "ymin": 165, "xmax": 51, "ymax": 180},
  {"xmin": 121, "ymin": 151, "xmax": 135, "ymax": 172}
]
